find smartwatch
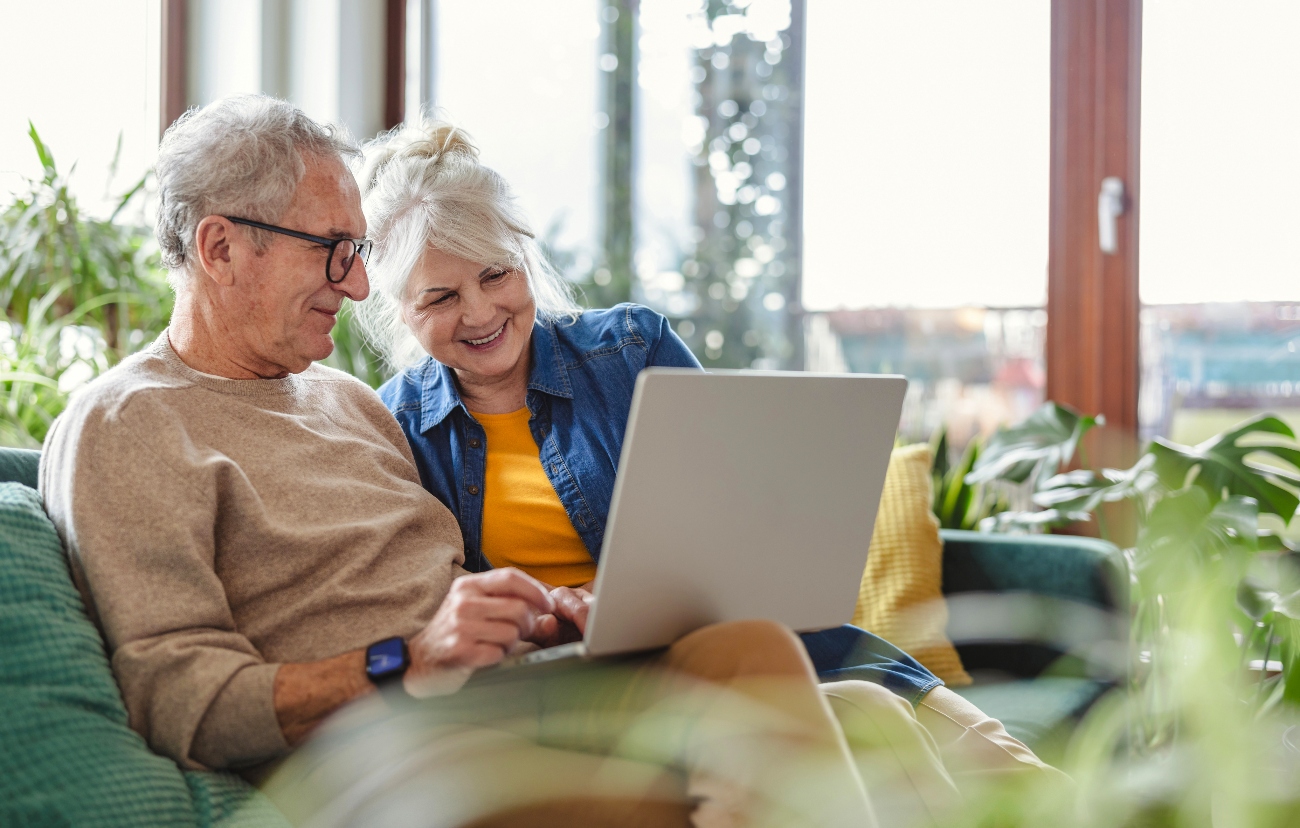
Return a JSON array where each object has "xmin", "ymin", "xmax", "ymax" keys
[{"xmin": 365, "ymin": 636, "xmax": 410, "ymax": 692}]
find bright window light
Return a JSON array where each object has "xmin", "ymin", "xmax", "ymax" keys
[{"xmin": 802, "ymin": 1, "xmax": 1049, "ymax": 311}]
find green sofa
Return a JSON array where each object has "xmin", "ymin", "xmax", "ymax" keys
[
  {"xmin": 942, "ymin": 529, "xmax": 1128, "ymax": 757},
  {"xmin": 0, "ymin": 447, "xmax": 1125, "ymax": 826}
]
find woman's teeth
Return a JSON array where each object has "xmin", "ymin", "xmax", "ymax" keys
[{"xmin": 466, "ymin": 324, "xmax": 505, "ymax": 346}]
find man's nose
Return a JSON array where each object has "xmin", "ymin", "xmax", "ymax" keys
[{"xmin": 334, "ymin": 258, "xmax": 370, "ymax": 302}]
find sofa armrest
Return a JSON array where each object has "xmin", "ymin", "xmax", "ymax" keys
[
  {"xmin": 939, "ymin": 529, "xmax": 1129, "ymax": 681},
  {"xmin": 940, "ymin": 529, "xmax": 1127, "ymax": 610}
]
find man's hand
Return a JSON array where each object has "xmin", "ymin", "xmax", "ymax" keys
[
  {"xmin": 528, "ymin": 585, "xmax": 594, "ymax": 649},
  {"xmin": 404, "ymin": 569, "xmax": 555, "ymax": 694}
]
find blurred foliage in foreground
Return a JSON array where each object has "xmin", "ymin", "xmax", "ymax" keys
[{"xmin": 929, "ymin": 403, "xmax": 1300, "ymax": 826}]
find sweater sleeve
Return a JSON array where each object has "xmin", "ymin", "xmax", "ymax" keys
[{"xmin": 40, "ymin": 398, "xmax": 288, "ymax": 771}]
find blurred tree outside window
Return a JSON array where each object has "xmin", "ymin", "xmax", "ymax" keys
[{"xmin": 630, "ymin": 0, "xmax": 805, "ymax": 370}]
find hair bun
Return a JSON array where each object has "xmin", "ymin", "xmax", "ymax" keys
[{"xmin": 356, "ymin": 120, "xmax": 477, "ymax": 196}]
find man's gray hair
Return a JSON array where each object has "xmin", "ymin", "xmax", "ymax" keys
[
  {"xmin": 155, "ymin": 95, "xmax": 358, "ymax": 288},
  {"xmin": 353, "ymin": 120, "xmax": 581, "ymax": 369}
]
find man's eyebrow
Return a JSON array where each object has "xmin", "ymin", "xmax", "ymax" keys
[{"xmin": 325, "ymin": 227, "xmax": 362, "ymax": 239}]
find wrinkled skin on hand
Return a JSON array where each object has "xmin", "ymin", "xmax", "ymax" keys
[{"xmin": 402, "ymin": 569, "xmax": 595, "ymax": 695}]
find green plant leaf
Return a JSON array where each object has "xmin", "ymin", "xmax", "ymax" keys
[
  {"xmin": 965, "ymin": 401, "xmax": 1102, "ymax": 488},
  {"xmin": 978, "ymin": 507, "xmax": 1091, "ymax": 532},
  {"xmin": 930, "ymin": 427, "xmax": 951, "ymax": 480},
  {"xmin": 1279, "ymin": 616, "xmax": 1300, "ymax": 708},
  {"xmin": 1032, "ymin": 454, "xmax": 1159, "ymax": 515},
  {"xmin": 27, "ymin": 121, "xmax": 56, "ymax": 179},
  {"xmin": 1149, "ymin": 414, "xmax": 1300, "ymax": 525},
  {"xmin": 934, "ymin": 435, "xmax": 982, "ymax": 529},
  {"xmin": 1138, "ymin": 491, "xmax": 1262, "ymax": 586}
]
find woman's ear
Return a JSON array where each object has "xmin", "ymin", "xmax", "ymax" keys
[{"xmin": 193, "ymin": 216, "xmax": 238, "ymax": 287}]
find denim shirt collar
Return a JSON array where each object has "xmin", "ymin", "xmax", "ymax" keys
[{"xmin": 417, "ymin": 318, "xmax": 573, "ymax": 433}]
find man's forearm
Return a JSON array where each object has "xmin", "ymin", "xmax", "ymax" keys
[{"xmin": 273, "ymin": 649, "xmax": 376, "ymax": 746}]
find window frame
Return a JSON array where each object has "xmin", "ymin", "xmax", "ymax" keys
[{"xmin": 1046, "ymin": 0, "xmax": 1143, "ymax": 467}]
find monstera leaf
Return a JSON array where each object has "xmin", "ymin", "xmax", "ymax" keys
[
  {"xmin": 1134, "ymin": 490, "xmax": 1266, "ymax": 594},
  {"xmin": 966, "ymin": 402, "xmax": 1102, "ymax": 489},
  {"xmin": 1032, "ymin": 455, "xmax": 1160, "ymax": 516},
  {"xmin": 1149, "ymin": 415, "xmax": 1300, "ymax": 525}
]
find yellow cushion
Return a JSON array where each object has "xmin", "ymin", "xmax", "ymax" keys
[{"xmin": 852, "ymin": 444, "xmax": 972, "ymax": 686}]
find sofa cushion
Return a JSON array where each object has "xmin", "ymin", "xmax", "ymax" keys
[
  {"xmin": 0, "ymin": 481, "xmax": 200, "ymax": 826},
  {"xmin": 0, "ymin": 446, "xmax": 40, "ymax": 488},
  {"xmin": 853, "ymin": 445, "xmax": 972, "ymax": 686}
]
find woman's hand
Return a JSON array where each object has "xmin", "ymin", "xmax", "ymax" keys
[{"xmin": 404, "ymin": 569, "xmax": 554, "ymax": 695}]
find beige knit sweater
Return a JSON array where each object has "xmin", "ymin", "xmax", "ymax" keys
[{"xmin": 40, "ymin": 334, "xmax": 466, "ymax": 771}]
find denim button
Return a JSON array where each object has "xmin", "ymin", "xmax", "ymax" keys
[
  {"xmin": 467, "ymin": 485, "xmax": 480, "ymax": 495},
  {"xmin": 468, "ymin": 439, "xmax": 481, "ymax": 449}
]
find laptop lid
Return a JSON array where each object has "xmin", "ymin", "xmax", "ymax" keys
[{"xmin": 582, "ymin": 369, "xmax": 908, "ymax": 657}]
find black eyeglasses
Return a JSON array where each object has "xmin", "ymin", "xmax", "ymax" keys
[{"xmin": 225, "ymin": 216, "xmax": 373, "ymax": 284}]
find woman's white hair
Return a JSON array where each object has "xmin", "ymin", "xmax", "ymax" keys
[
  {"xmin": 154, "ymin": 95, "xmax": 357, "ymax": 291},
  {"xmin": 353, "ymin": 120, "xmax": 581, "ymax": 370}
]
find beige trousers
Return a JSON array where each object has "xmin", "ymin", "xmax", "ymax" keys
[{"xmin": 266, "ymin": 621, "xmax": 1063, "ymax": 828}]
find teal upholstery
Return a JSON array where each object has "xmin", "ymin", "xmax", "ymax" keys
[
  {"xmin": 0, "ymin": 482, "xmax": 198, "ymax": 826},
  {"xmin": 0, "ymin": 450, "xmax": 287, "ymax": 828},
  {"xmin": 0, "ymin": 446, "xmax": 39, "ymax": 489},
  {"xmin": 940, "ymin": 529, "xmax": 1128, "ymax": 755}
]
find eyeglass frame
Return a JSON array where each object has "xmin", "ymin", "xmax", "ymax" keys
[{"xmin": 224, "ymin": 216, "xmax": 373, "ymax": 284}]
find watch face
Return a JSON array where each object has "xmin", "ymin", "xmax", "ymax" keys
[{"xmin": 367, "ymin": 637, "xmax": 407, "ymax": 678}]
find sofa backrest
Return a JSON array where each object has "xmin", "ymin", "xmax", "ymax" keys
[
  {"xmin": 0, "ymin": 449, "xmax": 287, "ymax": 828},
  {"xmin": 0, "ymin": 446, "xmax": 40, "ymax": 488},
  {"xmin": 0, "ymin": 481, "xmax": 201, "ymax": 825}
]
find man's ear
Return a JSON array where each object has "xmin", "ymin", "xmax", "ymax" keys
[{"xmin": 193, "ymin": 216, "xmax": 238, "ymax": 287}]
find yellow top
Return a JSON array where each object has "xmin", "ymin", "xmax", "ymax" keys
[{"xmin": 473, "ymin": 407, "xmax": 597, "ymax": 588}]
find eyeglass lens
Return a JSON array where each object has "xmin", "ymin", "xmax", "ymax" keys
[
  {"xmin": 329, "ymin": 242, "xmax": 355, "ymax": 283},
  {"xmin": 327, "ymin": 240, "xmax": 372, "ymax": 283}
]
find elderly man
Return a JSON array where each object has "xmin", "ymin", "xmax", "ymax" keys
[{"xmin": 40, "ymin": 96, "xmax": 1055, "ymax": 827}]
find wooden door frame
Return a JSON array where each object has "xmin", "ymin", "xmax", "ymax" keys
[
  {"xmin": 160, "ymin": 0, "xmax": 187, "ymax": 134},
  {"xmin": 1047, "ymin": 0, "xmax": 1143, "ymax": 467}
]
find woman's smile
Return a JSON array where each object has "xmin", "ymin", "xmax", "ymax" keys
[{"xmin": 463, "ymin": 321, "xmax": 507, "ymax": 350}]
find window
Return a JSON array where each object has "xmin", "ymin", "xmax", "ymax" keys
[
  {"xmin": 801, "ymin": 0, "xmax": 1050, "ymax": 445},
  {"xmin": 430, "ymin": 0, "xmax": 601, "ymax": 263},
  {"xmin": 0, "ymin": 0, "xmax": 161, "ymax": 218},
  {"xmin": 1139, "ymin": 0, "xmax": 1300, "ymax": 445}
]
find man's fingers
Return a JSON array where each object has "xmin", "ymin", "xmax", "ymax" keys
[
  {"xmin": 455, "ymin": 595, "xmax": 544, "ymax": 636},
  {"xmin": 454, "ymin": 569, "xmax": 555, "ymax": 614},
  {"xmin": 549, "ymin": 587, "xmax": 593, "ymax": 635},
  {"xmin": 467, "ymin": 619, "xmax": 524, "ymax": 649}
]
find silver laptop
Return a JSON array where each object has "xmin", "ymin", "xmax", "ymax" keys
[{"xmin": 497, "ymin": 368, "xmax": 907, "ymax": 669}]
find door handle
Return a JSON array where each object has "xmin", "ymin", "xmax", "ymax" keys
[{"xmin": 1098, "ymin": 176, "xmax": 1126, "ymax": 254}]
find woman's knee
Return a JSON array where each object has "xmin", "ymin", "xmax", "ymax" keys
[{"xmin": 665, "ymin": 619, "xmax": 814, "ymax": 683}]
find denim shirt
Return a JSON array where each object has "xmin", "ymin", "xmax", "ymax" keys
[
  {"xmin": 379, "ymin": 303, "xmax": 699, "ymax": 573},
  {"xmin": 380, "ymin": 303, "xmax": 942, "ymax": 704}
]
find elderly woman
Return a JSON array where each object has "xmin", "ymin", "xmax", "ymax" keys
[{"xmin": 354, "ymin": 121, "xmax": 1062, "ymax": 803}]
